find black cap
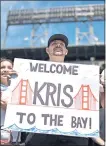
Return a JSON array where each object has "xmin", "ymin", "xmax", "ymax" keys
[{"xmin": 48, "ymin": 34, "xmax": 68, "ymax": 47}]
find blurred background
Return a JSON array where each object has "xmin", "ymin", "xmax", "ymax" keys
[{"xmin": 1, "ymin": 1, "xmax": 105, "ymax": 66}]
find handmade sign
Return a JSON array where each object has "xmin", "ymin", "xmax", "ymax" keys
[{"xmin": 4, "ymin": 58, "xmax": 99, "ymax": 137}]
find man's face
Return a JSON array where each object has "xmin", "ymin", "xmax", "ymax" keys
[
  {"xmin": 46, "ymin": 40, "xmax": 68, "ymax": 57},
  {"xmin": 1, "ymin": 61, "xmax": 13, "ymax": 78}
]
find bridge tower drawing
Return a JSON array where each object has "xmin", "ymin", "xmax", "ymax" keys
[
  {"xmin": 11, "ymin": 79, "xmax": 33, "ymax": 105},
  {"xmin": 73, "ymin": 85, "xmax": 98, "ymax": 111}
]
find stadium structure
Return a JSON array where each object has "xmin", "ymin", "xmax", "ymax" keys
[{"xmin": 1, "ymin": 4, "xmax": 105, "ymax": 65}]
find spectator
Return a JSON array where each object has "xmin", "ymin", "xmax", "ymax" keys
[
  {"xmin": 0, "ymin": 58, "xmax": 21, "ymax": 145},
  {"xmin": 88, "ymin": 67, "xmax": 105, "ymax": 146},
  {"xmin": 25, "ymin": 34, "xmax": 88, "ymax": 146}
]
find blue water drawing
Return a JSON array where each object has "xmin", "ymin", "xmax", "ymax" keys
[{"xmin": 4, "ymin": 124, "xmax": 99, "ymax": 137}]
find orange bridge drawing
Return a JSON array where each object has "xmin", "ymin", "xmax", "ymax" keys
[
  {"xmin": 11, "ymin": 79, "xmax": 98, "ymax": 111},
  {"xmin": 11, "ymin": 79, "xmax": 33, "ymax": 105},
  {"xmin": 73, "ymin": 85, "xmax": 98, "ymax": 111}
]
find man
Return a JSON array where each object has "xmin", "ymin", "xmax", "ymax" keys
[
  {"xmin": 25, "ymin": 34, "xmax": 88, "ymax": 146},
  {"xmin": 0, "ymin": 58, "xmax": 21, "ymax": 145}
]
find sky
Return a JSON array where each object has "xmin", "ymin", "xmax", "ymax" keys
[{"xmin": 1, "ymin": 1, "xmax": 104, "ymax": 49}]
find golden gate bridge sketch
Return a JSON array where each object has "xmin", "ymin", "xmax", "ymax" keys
[{"xmin": 11, "ymin": 79, "xmax": 98, "ymax": 111}]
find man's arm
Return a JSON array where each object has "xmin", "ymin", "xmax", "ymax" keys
[{"xmin": 92, "ymin": 137, "xmax": 105, "ymax": 145}]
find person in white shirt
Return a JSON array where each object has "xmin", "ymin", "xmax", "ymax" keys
[{"xmin": 25, "ymin": 34, "xmax": 88, "ymax": 146}]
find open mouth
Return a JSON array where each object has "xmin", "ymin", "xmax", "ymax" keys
[
  {"xmin": 53, "ymin": 48, "xmax": 63, "ymax": 56},
  {"xmin": 1, "ymin": 72, "xmax": 10, "ymax": 78},
  {"xmin": 1, "ymin": 71, "xmax": 8, "ymax": 75}
]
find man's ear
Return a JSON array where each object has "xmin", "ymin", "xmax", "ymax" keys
[
  {"xmin": 65, "ymin": 49, "xmax": 68, "ymax": 55},
  {"xmin": 46, "ymin": 47, "xmax": 49, "ymax": 54}
]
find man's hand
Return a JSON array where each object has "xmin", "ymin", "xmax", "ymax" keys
[{"xmin": 92, "ymin": 137, "xmax": 105, "ymax": 145}]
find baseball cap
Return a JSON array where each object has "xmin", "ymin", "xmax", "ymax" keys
[{"xmin": 48, "ymin": 34, "xmax": 68, "ymax": 47}]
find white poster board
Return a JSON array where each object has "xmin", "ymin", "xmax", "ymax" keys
[{"xmin": 4, "ymin": 58, "xmax": 99, "ymax": 137}]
